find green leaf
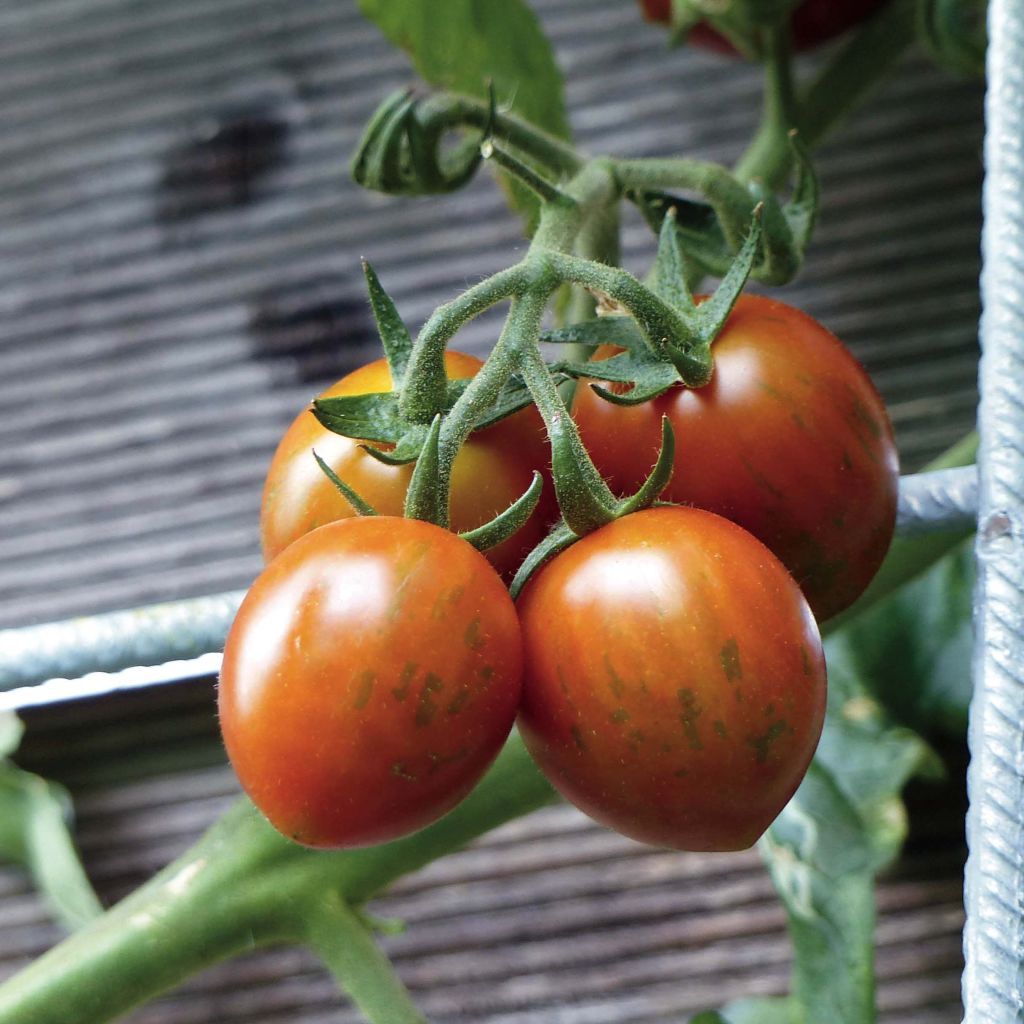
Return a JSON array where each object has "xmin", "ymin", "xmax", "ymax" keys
[
  {"xmin": 403, "ymin": 414, "xmax": 445, "ymax": 525},
  {"xmin": 755, "ymin": 646, "xmax": 938, "ymax": 1023},
  {"xmin": 0, "ymin": 713, "xmax": 23, "ymax": 759},
  {"xmin": 694, "ymin": 604, "xmax": 941, "ymax": 1023},
  {"xmin": 825, "ymin": 538, "xmax": 974, "ymax": 738},
  {"xmin": 542, "ymin": 317, "xmax": 650, "ymax": 353},
  {"xmin": 0, "ymin": 761, "xmax": 102, "ymax": 931},
  {"xmin": 356, "ymin": 0, "xmax": 570, "ymax": 226},
  {"xmin": 314, "ymin": 392, "xmax": 407, "ymax": 445}
]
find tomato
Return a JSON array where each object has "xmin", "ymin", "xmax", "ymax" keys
[
  {"xmin": 219, "ymin": 517, "xmax": 523, "ymax": 848},
  {"xmin": 517, "ymin": 506, "xmax": 826, "ymax": 851},
  {"xmin": 639, "ymin": 0, "xmax": 886, "ymax": 53},
  {"xmin": 260, "ymin": 352, "xmax": 554, "ymax": 580},
  {"xmin": 572, "ymin": 294, "xmax": 898, "ymax": 622}
]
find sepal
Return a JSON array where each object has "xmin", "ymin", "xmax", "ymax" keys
[
  {"xmin": 362, "ymin": 261, "xmax": 413, "ymax": 386},
  {"xmin": 459, "ymin": 472, "xmax": 544, "ymax": 553},
  {"xmin": 313, "ymin": 452, "xmax": 377, "ymax": 516},
  {"xmin": 403, "ymin": 415, "xmax": 446, "ymax": 525}
]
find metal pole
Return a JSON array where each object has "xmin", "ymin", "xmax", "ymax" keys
[{"xmin": 962, "ymin": 2, "xmax": 1024, "ymax": 1018}]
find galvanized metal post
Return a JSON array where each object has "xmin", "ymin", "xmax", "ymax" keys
[{"xmin": 963, "ymin": 2, "xmax": 1024, "ymax": 1019}]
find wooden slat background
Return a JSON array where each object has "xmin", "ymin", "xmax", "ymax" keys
[{"xmin": 0, "ymin": 0, "xmax": 980, "ymax": 1019}]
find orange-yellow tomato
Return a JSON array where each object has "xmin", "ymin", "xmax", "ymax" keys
[
  {"xmin": 517, "ymin": 506, "xmax": 827, "ymax": 852},
  {"xmin": 219, "ymin": 517, "xmax": 524, "ymax": 849},
  {"xmin": 261, "ymin": 352, "xmax": 554, "ymax": 580}
]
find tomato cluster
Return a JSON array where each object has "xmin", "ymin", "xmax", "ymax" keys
[{"xmin": 220, "ymin": 294, "xmax": 894, "ymax": 852}]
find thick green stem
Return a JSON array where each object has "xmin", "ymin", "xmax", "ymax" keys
[
  {"xmin": 0, "ymin": 801, "xmax": 296, "ymax": 1024},
  {"xmin": 434, "ymin": 289, "xmax": 550, "ymax": 487},
  {"xmin": 0, "ymin": 738, "xmax": 554, "ymax": 1024},
  {"xmin": 737, "ymin": 24, "xmax": 800, "ymax": 187},
  {"xmin": 735, "ymin": 0, "xmax": 918, "ymax": 185},
  {"xmin": 304, "ymin": 898, "xmax": 426, "ymax": 1024}
]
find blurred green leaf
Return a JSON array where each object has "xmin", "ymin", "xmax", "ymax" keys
[
  {"xmin": 690, "ymin": 617, "xmax": 940, "ymax": 1024},
  {"xmin": 826, "ymin": 538, "xmax": 974, "ymax": 738},
  {"xmin": 0, "ymin": 713, "xmax": 23, "ymax": 759},
  {"xmin": 0, "ymin": 721, "xmax": 102, "ymax": 931},
  {"xmin": 691, "ymin": 997, "xmax": 797, "ymax": 1024}
]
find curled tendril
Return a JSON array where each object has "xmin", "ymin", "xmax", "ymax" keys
[
  {"xmin": 918, "ymin": 0, "xmax": 987, "ymax": 77},
  {"xmin": 351, "ymin": 89, "xmax": 490, "ymax": 196}
]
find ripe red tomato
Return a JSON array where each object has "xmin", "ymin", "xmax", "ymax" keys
[
  {"xmin": 572, "ymin": 294, "xmax": 898, "ymax": 622},
  {"xmin": 260, "ymin": 351, "xmax": 554, "ymax": 580},
  {"xmin": 517, "ymin": 506, "xmax": 827, "ymax": 851},
  {"xmin": 639, "ymin": 0, "xmax": 886, "ymax": 53},
  {"xmin": 219, "ymin": 517, "xmax": 524, "ymax": 848}
]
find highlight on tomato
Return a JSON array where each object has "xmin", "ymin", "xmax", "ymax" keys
[
  {"xmin": 572, "ymin": 293, "xmax": 899, "ymax": 622},
  {"xmin": 516, "ymin": 506, "xmax": 827, "ymax": 852},
  {"xmin": 260, "ymin": 351, "xmax": 555, "ymax": 580},
  {"xmin": 218, "ymin": 516, "xmax": 524, "ymax": 849}
]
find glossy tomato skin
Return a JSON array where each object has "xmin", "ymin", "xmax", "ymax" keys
[
  {"xmin": 260, "ymin": 352, "xmax": 554, "ymax": 580},
  {"xmin": 639, "ymin": 0, "xmax": 886, "ymax": 53},
  {"xmin": 517, "ymin": 507, "xmax": 826, "ymax": 852},
  {"xmin": 572, "ymin": 294, "xmax": 899, "ymax": 622},
  {"xmin": 219, "ymin": 517, "xmax": 523, "ymax": 849}
]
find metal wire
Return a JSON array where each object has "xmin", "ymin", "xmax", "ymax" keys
[
  {"xmin": 0, "ymin": 467, "xmax": 980, "ymax": 709},
  {"xmin": 962, "ymin": 1, "xmax": 1024, "ymax": 1018}
]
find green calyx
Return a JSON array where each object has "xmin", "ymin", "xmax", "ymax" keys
[
  {"xmin": 326, "ymin": 95, "xmax": 820, "ymax": 565},
  {"xmin": 542, "ymin": 206, "xmax": 762, "ymax": 407}
]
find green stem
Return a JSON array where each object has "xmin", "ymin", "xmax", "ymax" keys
[
  {"xmin": 415, "ymin": 92, "xmax": 584, "ymax": 180},
  {"xmin": 735, "ymin": 0, "xmax": 918, "ymax": 185},
  {"xmin": 566, "ymin": 197, "xmax": 623, "ymax": 337},
  {"xmin": 0, "ymin": 801, "xmax": 295, "ymax": 1024},
  {"xmin": 738, "ymin": 23, "xmax": 800, "ymax": 186},
  {"xmin": 304, "ymin": 898, "xmax": 426, "ymax": 1024},
  {"xmin": 0, "ymin": 737, "xmax": 555, "ymax": 1024},
  {"xmin": 399, "ymin": 264, "xmax": 525, "ymax": 423},
  {"xmin": 615, "ymin": 158, "xmax": 755, "ymax": 251},
  {"xmin": 541, "ymin": 250, "xmax": 712, "ymax": 385}
]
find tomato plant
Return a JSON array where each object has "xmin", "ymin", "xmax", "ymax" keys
[
  {"xmin": 517, "ymin": 506, "xmax": 827, "ymax": 851},
  {"xmin": 572, "ymin": 294, "xmax": 899, "ymax": 621},
  {"xmin": 260, "ymin": 351, "xmax": 555, "ymax": 579},
  {"xmin": 1, "ymin": 1, "xmax": 984, "ymax": 1020},
  {"xmin": 639, "ymin": 0, "xmax": 887, "ymax": 53},
  {"xmin": 218, "ymin": 516, "xmax": 524, "ymax": 849}
]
